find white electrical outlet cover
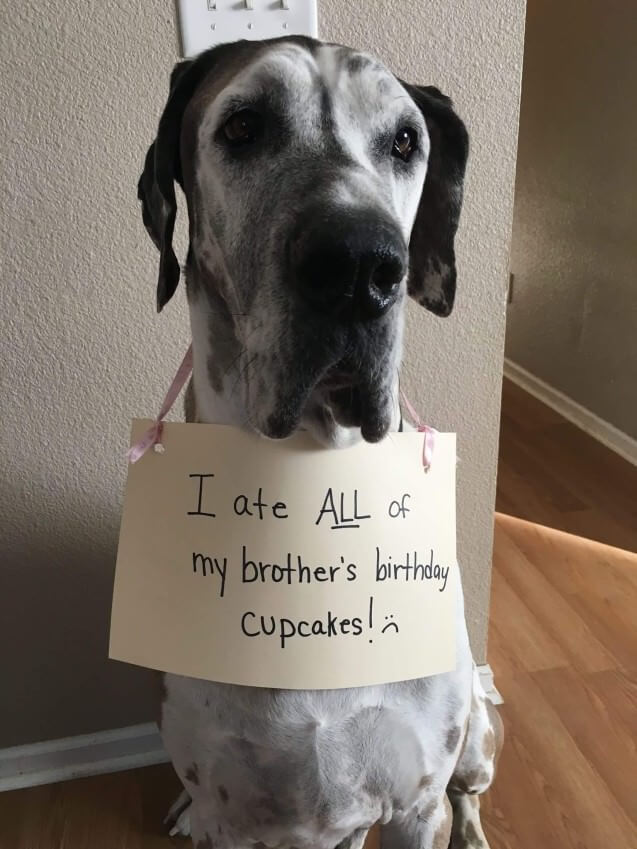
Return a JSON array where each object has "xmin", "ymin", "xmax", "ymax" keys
[{"xmin": 177, "ymin": 0, "xmax": 318, "ymax": 59}]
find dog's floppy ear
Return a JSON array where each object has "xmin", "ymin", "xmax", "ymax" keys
[
  {"xmin": 138, "ymin": 46, "xmax": 237, "ymax": 312},
  {"xmin": 400, "ymin": 83, "xmax": 469, "ymax": 317},
  {"xmin": 138, "ymin": 59, "xmax": 198, "ymax": 312}
]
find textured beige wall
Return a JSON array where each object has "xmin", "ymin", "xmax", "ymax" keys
[
  {"xmin": 0, "ymin": 1, "xmax": 524, "ymax": 747},
  {"xmin": 507, "ymin": 0, "xmax": 637, "ymax": 439}
]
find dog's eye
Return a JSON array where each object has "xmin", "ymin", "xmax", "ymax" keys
[
  {"xmin": 222, "ymin": 110, "xmax": 263, "ymax": 146},
  {"xmin": 392, "ymin": 127, "xmax": 418, "ymax": 162}
]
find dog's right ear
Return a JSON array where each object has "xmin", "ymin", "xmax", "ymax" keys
[
  {"xmin": 138, "ymin": 59, "xmax": 196, "ymax": 312},
  {"xmin": 138, "ymin": 48, "xmax": 237, "ymax": 312}
]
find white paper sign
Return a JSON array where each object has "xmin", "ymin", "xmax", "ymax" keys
[{"xmin": 110, "ymin": 421, "xmax": 458, "ymax": 689}]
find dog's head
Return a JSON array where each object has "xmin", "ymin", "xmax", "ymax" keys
[{"xmin": 139, "ymin": 37, "xmax": 468, "ymax": 444}]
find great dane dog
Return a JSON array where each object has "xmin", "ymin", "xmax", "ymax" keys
[{"xmin": 138, "ymin": 36, "xmax": 502, "ymax": 849}]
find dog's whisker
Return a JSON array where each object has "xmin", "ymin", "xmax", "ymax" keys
[
  {"xmin": 216, "ymin": 321, "xmax": 265, "ymax": 384},
  {"xmin": 223, "ymin": 337, "xmax": 256, "ymax": 375},
  {"xmin": 230, "ymin": 353, "xmax": 258, "ymax": 400},
  {"xmin": 221, "ymin": 347, "xmax": 247, "ymax": 381}
]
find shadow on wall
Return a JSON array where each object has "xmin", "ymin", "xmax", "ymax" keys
[{"xmin": 0, "ymin": 488, "xmax": 158, "ymax": 749}]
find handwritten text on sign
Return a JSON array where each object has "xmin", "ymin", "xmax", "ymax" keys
[{"xmin": 110, "ymin": 421, "xmax": 458, "ymax": 689}]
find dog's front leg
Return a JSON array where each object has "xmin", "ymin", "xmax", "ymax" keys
[
  {"xmin": 380, "ymin": 797, "xmax": 452, "ymax": 849},
  {"xmin": 164, "ymin": 788, "xmax": 192, "ymax": 837},
  {"xmin": 447, "ymin": 666, "xmax": 503, "ymax": 848},
  {"xmin": 188, "ymin": 806, "xmax": 255, "ymax": 849}
]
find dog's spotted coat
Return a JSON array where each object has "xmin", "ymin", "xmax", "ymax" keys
[{"xmin": 139, "ymin": 36, "xmax": 502, "ymax": 849}]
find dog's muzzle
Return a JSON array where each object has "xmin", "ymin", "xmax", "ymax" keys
[{"xmin": 293, "ymin": 210, "xmax": 408, "ymax": 320}]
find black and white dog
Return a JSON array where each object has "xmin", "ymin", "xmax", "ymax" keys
[{"xmin": 138, "ymin": 36, "xmax": 502, "ymax": 849}]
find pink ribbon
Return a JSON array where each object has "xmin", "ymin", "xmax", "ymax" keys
[
  {"xmin": 400, "ymin": 389, "xmax": 437, "ymax": 472},
  {"xmin": 126, "ymin": 343, "xmax": 436, "ymax": 471},
  {"xmin": 127, "ymin": 344, "xmax": 194, "ymax": 463}
]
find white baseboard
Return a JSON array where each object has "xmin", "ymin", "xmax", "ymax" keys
[
  {"xmin": 0, "ymin": 722, "xmax": 169, "ymax": 792},
  {"xmin": 1, "ymin": 668, "xmax": 502, "ymax": 792},
  {"xmin": 503, "ymin": 359, "xmax": 637, "ymax": 467}
]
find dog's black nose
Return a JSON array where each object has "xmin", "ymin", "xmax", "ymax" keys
[{"xmin": 294, "ymin": 213, "xmax": 408, "ymax": 319}]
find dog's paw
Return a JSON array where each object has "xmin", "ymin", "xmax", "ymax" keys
[{"xmin": 164, "ymin": 789, "xmax": 192, "ymax": 837}]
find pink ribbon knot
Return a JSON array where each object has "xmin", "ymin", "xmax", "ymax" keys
[
  {"xmin": 127, "ymin": 345, "xmax": 193, "ymax": 464},
  {"xmin": 400, "ymin": 389, "xmax": 437, "ymax": 472}
]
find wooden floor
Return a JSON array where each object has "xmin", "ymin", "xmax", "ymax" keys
[
  {"xmin": 2, "ymin": 380, "xmax": 636, "ymax": 848},
  {"xmin": 481, "ymin": 514, "xmax": 637, "ymax": 848},
  {"xmin": 497, "ymin": 378, "xmax": 637, "ymax": 553}
]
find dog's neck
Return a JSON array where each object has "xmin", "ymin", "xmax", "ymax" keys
[{"xmin": 186, "ymin": 289, "xmax": 402, "ymax": 447}]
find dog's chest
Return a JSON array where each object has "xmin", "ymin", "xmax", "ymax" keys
[{"xmin": 160, "ymin": 652, "xmax": 472, "ymax": 846}]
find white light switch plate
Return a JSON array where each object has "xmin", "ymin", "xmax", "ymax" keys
[{"xmin": 177, "ymin": 0, "xmax": 318, "ymax": 58}]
